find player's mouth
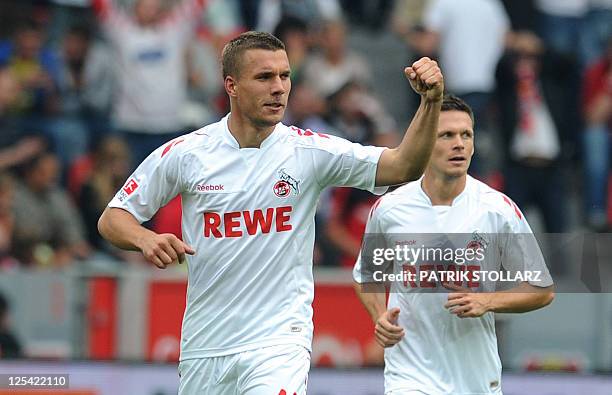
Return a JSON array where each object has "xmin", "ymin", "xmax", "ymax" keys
[
  {"xmin": 449, "ymin": 155, "xmax": 466, "ymax": 164},
  {"xmin": 264, "ymin": 102, "xmax": 285, "ymax": 111}
]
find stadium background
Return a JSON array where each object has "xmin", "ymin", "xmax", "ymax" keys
[{"xmin": 0, "ymin": 0, "xmax": 611, "ymax": 394}]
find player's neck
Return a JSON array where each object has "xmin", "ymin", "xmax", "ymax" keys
[
  {"xmin": 227, "ymin": 112, "xmax": 276, "ymax": 148},
  {"xmin": 421, "ymin": 173, "xmax": 467, "ymax": 206}
]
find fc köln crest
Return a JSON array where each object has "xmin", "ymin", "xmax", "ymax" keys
[
  {"xmin": 466, "ymin": 231, "xmax": 489, "ymax": 251},
  {"xmin": 273, "ymin": 168, "xmax": 300, "ymax": 198}
]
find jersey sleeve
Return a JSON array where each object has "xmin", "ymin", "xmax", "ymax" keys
[
  {"xmin": 353, "ymin": 200, "xmax": 390, "ymax": 284},
  {"xmin": 306, "ymin": 133, "xmax": 388, "ymax": 195},
  {"xmin": 499, "ymin": 197, "xmax": 554, "ymax": 288},
  {"xmin": 108, "ymin": 138, "xmax": 185, "ymax": 223}
]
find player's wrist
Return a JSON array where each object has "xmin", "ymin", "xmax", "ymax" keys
[
  {"xmin": 483, "ymin": 294, "xmax": 497, "ymax": 313},
  {"xmin": 133, "ymin": 228, "xmax": 157, "ymax": 251},
  {"xmin": 422, "ymin": 91, "xmax": 444, "ymax": 103}
]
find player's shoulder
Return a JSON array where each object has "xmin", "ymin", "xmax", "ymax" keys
[
  {"xmin": 158, "ymin": 120, "xmax": 227, "ymax": 159},
  {"xmin": 368, "ymin": 180, "xmax": 423, "ymax": 220},
  {"xmin": 468, "ymin": 176, "xmax": 524, "ymax": 222},
  {"xmin": 279, "ymin": 124, "xmax": 349, "ymax": 152}
]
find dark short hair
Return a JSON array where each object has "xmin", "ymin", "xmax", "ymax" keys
[
  {"xmin": 222, "ymin": 31, "xmax": 285, "ymax": 79},
  {"xmin": 441, "ymin": 94, "xmax": 475, "ymax": 126}
]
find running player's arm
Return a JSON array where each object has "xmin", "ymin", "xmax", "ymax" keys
[
  {"xmin": 446, "ymin": 196, "xmax": 554, "ymax": 318},
  {"xmin": 353, "ymin": 281, "xmax": 404, "ymax": 348},
  {"xmin": 375, "ymin": 57, "xmax": 444, "ymax": 186},
  {"xmin": 444, "ymin": 282, "xmax": 554, "ymax": 318},
  {"xmin": 98, "ymin": 207, "xmax": 194, "ymax": 269},
  {"xmin": 353, "ymin": 203, "xmax": 405, "ymax": 347},
  {"xmin": 98, "ymin": 140, "xmax": 194, "ymax": 269}
]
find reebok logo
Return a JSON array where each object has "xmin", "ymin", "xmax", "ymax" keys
[{"xmin": 197, "ymin": 184, "xmax": 225, "ymax": 192}]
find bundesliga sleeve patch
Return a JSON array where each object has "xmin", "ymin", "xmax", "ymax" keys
[{"xmin": 117, "ymin": 177, "xmax": 139, "ymax": 202}]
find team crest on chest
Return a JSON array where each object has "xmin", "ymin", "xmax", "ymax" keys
[
  {"xmin": 273, "ymin": 168, "xmax": 300, "ymax": 198},
  {"xmin": 466, "ymin": 231, "xmax": 488, "ymax": 251}
]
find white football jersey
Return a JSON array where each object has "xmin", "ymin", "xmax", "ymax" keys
[
  {"xmin": 353, "ymin": 176, "xmax": 553, "ymax": 395},
  {"xmin": 109, "ymin": 114, "xmax": 386, "ymax": 360}
]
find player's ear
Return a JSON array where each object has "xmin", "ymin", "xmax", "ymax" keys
[{"xmin": 224, "ymin": 75, "xmax": 238, "ymax": 98}]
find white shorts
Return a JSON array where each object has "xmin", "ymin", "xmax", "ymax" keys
[{"xmin": 178, "ymin": 344, "xmax": 310, "ymax": 395}]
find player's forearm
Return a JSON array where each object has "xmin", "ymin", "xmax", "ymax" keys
[
  {"xmin": 377, "ymin": 97, "xmax": 440, "ymax": 185},
  {"xmin": 98, "ymin": 207, "xmax": 156, "ymax": 252},
  {"xmin": 353, "ymin": 282, "xmax": 387, "ymax": 324},
  {"xmin": 487, "ymin": 284, "xmax": 555, "ymax": 314}
]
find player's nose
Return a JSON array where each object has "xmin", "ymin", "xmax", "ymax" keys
[
  {"xmin": 270, "ymin": 75, "xmax": 286, "ymax": 95},
  {"xmin": 452, "ymin": 135, "xmax": 465, "ymax": 150}
]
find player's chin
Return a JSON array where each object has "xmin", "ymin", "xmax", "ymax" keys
[
  {"xmin": 444, "ymin": 167, "xmax": 468, "ymax": 177},
  {"xmin": 261, "ymin": 111, "xmax": 285, "ymax": 125}
]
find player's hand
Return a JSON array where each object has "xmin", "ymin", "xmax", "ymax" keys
[
  {"xmin": 374, "ymin": 307, "xmax": 405, "ymax": 348},
  {"xmin": 138, "ymin": 233, "xmax": 195, "ymax": 269},
  {"xmin": 443, "ymin": 283, "xmax": 492, "ymax": 318},
  {"xmin": 405, "ymin": 57, "xmax": 444, "ymax": 102}
]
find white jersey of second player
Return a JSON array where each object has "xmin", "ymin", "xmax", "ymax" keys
[
  {"xmin": 109, "ymin": 114, "xmax": 386, "ymax": 361},
  {"xmin": 353, "ymin": 176, "xmax": 553, "ymax": 395}
]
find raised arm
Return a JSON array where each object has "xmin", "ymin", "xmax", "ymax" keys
[
  {"xmin": 98, "ymin": 207, "xmax": 194, "ymax": 269},
  {"xmin": 375, "ymin": 57, "xmax": 444, "ymax": 186}
]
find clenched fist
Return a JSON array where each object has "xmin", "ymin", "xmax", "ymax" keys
[
  {"xmin": 405, "ymin": 57, "xmax": 444, "ymax": 102},
  {"xmin": 374, "ymin": 307, "xmax": 405, "ymax": 348}
]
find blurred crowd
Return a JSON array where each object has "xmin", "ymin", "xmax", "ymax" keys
[{"xmin": 0, "ymin": 0, "xmax": 610, "ymax": 271}]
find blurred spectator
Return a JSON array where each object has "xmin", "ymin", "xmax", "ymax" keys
[
  {"xmin": 535, "ymin": 0, "xmax": 589, "ymax": 65},
  {"xmin": 53, "ymin": 25, "xmax": 95, "ymax": 168},
  {"xmin": 273, "ymin": 16, "xmax": 310, "ymax": 83},
  {"xmin": 501, "ymin": 0, "xmax": 539, "ymax": 32},
  {"xmin": 0, "ymin": 67, "xmax": 46, "ymax": 172},
  {"xmin": 391, "ymin": 0, "xmax": 431, "ymax": 50},
  {"xmin": 582, "ymin": 38, "xmax": 612, "ymax": 231},
  {"xmin": 78, "ymin": 136, "xmax": 131, "ymax": 251},
  {"xmin": 303, "ymin": 18, "xmax": 371, "ymax": 98},
  {"xmin": 80, "ymin": 40, "xmax": 115, "ymax": 141},
  {"xmin": 339, "ymin": 0, "xmax": 394, "ymax": 30},
  {"xmin": 285, "ymin": 83, "xmax": 333, "ymax": 132},
  {"xmin": 582, "ymin": 0, "xmax": 612, "ymax": 67},
  {"xmin": 0, "ymin": 292, "xmax": 22, "ymax": 359},
  {"xmin": 12, "ymin": 152, "xmax": 90, "ymax": 267},
  {"xmin": 0, "ymin": 20, "xmax": 61, "ymax": 132},
  {"xmin": 414, "ymin": 0, "xmax": 509, "ymax": 176},
  {"xmin": 0, "ymin": 174, "xmax": 19, "ymax": 271},
  {"xmin": 326, "ymin": 187, "xmax": 379, "ymax": 268},
  {"xmin": 92, "ymin": 0, "xmax": 206, "ymax": 166},
  {"xmin": 496, "ymin": 31, "xmax": 578, "ymax": 233},
  {"xmin": 326, "ymin": 81, "xmax": 398, "ymax": 147},
  {"xmin": 47, "ymin": 0, "xmax": 96, "ymax": 45},
  {"xmin": 254, "ymin": 0, "xmax": 341, "ymax": 33},
  {"xmin": 416, "ymin": 0, "xmax": 509, "ymax": 99},
  {"xmin": 322, "ymin": 81, "xmax": 397, "ymax": 267},
  {"xmin": 238, "ymin": 0, "xmax": 260, "ymax": 30}
]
